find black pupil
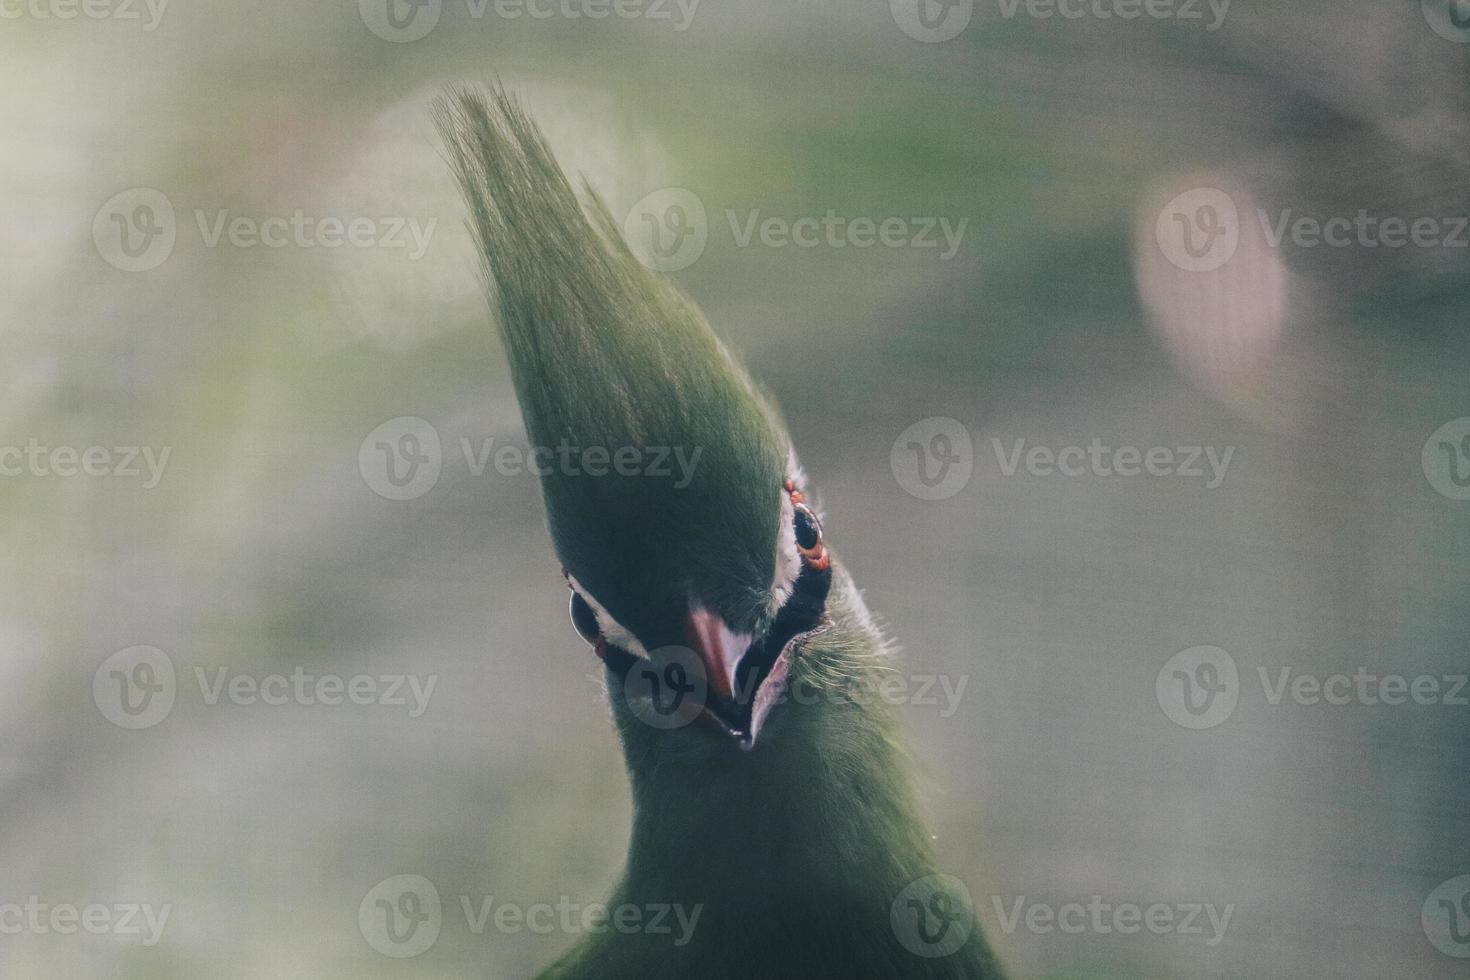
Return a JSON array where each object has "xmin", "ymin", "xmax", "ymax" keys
[
  {"xmin": 569, "ymin": 591, "xmax": 600, "ymax": 643},
  {"xmin": 794, "ymin": 506, "xmax": 820, "ymax": 550}
]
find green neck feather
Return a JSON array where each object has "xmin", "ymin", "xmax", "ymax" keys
[{"xmin": 545, "ymin": 574, "xmax": 1004, "ymax": 980}]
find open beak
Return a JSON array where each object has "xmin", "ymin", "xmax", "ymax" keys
[
  {"xmin": 680, "ymin": 606, "xmax": 798, "ymax": 749},
  {"xmin": 683, "ymin": 607, "xmax": 751, "ymax": 705},
  {"xmin": 594, "ymin": 559, "xmax": 832, "ymax": 750}
]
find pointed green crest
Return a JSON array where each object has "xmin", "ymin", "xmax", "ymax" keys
[{"xmin": 435, "ymin": 86, "xmax": 789, "ymax": 643}]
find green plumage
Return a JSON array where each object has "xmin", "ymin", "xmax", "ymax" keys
[
  {"xmin": 436, "ymin": 86, "xmax": 1004, "ymax": 980},
  {"xmin": 434, "ymin": 87, "xmax": 786, "ymax": 646}
]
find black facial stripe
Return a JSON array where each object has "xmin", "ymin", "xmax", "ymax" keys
[
  {"xmin": 601, "ymin": 643, "xmax": 640, "ymax": 679},
  {"xmin": 726, "ymin": 560, "xmax": 831, "ymax": 713}
]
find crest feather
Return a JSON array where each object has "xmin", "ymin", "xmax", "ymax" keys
[{"xmin": 434, "ymin": 85, "xmax": 788, "ymax": 634}]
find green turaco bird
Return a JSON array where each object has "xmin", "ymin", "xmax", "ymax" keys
[{"xmin": 436, "ymin": 87, "xmax": 1004, "ymax": 980}]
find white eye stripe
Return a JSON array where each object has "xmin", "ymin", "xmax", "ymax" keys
[
  {"xmin": 566, "ymin": 572, "xmax": 650, "ymax": 661},
  {"xmin": 768, "ymin": 482, "xmax": 801, "ymax": 619}
]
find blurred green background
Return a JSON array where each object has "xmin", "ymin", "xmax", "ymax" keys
[{"xmin": 2, "ymin": 0, "xmax": 1468, "ymax": 976}]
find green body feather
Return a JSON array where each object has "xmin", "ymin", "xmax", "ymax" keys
[{"xmin": 436, "ymin": 87, "xmax": 1004, "ymax": 980}]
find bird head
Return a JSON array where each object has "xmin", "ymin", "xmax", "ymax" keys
[{"xmin": 437, "ymin": 88, "xmax": 834, "ymax": 749}]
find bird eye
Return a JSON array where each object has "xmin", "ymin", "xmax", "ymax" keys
[
  {"xmin": 569, "ymin": 590, "xmax": 601, "ymax": 644},
  {"xmin": 793, "ymin": 503, "xmax": 821, "ymax": 551},
  {"xmin": 792, "ymin": 502, "xmax": 829, "ymax": 568}
]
